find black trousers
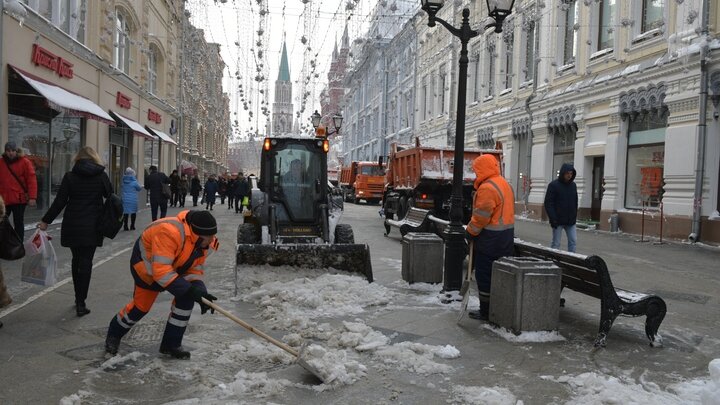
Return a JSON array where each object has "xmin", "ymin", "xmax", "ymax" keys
[
  {"xmin": 150, "ymin": 199, "xmax": 168, "ymax": 221},
  {"xmin": 6, "ymin": 204, "xmax": 27, "ymax": 240},
  {"xmin": 70, "ymin": 246, "xmax": 97, "ymax": 304}
]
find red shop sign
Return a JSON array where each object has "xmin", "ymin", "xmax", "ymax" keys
[
  {"xmin": 31, "ymin": 44, "xmax": 74, "ymax": 79},
  {"xmin": 116, "ymin": 92, "xmax": 132, "ymax": 109},
  {"xmin": 148, "ymin": 109, "xmax": 162, "ymax": 124}
]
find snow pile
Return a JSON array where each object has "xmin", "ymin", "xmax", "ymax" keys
[
  {"xmin": 300, "ymin": 344, "xmax": 367, "ymax": 386},
  {"xmin": 374, "ymin": 341, "xmax": 456, "ymax": 375},
  {"xmin": 243, "ymin": 273, "xmax": 394, "ymax": 331},
  {"xmin": 450, "ymin": 385, "xmax": 518, "ymax": 405},
  {"xmin": 225, "ymin": 369, "xmax": 293, "ymax": 397},
  {"xmin": 328, "ymin": 321, "xmax": 390, "ymax": 351},
  {"xmin": 482, "ymin": 324, "xmax": 566, "ymax": 343},
  {"xmin": 218, "ymin": 338, "xmax": 295, "ymax": 366},
  {"xmin": 100, "ymin": 351, "xmax": 148, "ymax": 370},
  {"xmin": 701, "ymin": 359, "xmax": 720, "ymax": 404},
  {"xmin": 552, "ymin": 362, "xmax": 720, "ymax": 405}
]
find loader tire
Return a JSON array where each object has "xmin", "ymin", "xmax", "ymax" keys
[
  {"xmin": 334, "ymin": 223, "xmax": 355, "ymax": 244},
  {"xmin": 237, "ymin": 223, "xmax": 259, "ymax": 244}
]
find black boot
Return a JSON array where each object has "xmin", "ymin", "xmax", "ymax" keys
[
  {"xmin": 105, "ymin": 336, "xmax": 121, "ymax": 355},
  {"xmin": 76, "ymin": 301, "xmax": 91, "ymax": 317},
  {"xmin": 130, "ymin": 213, "xmax": 136, "ymax": 230},
  {"xmin": 122, "ymin": 214, "xmax": 129, "ymax": 231},
  {"xmin": 469, "ymin": 301, "xmax": 489, "ymax": 321},
  {"xmin": 160, "ymin": 346, "xmax": 191, "ymax": 359}
]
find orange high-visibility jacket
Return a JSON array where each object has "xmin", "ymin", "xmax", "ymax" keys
[
  {"xmin": 131, "ymin": 210, "xmax": 218, "ymax": 294},
  {"xmin": 467, "ymin": 154, "xmax": 515, "ymax": 237}
]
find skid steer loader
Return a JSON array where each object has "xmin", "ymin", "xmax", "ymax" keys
[{"xmin": 236, "ymin": 136, "xmax": 373, "ymax": 282}]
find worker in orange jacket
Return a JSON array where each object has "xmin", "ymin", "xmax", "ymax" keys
[
  {"xmin": 466, "ymin": 154, "xmax": 515, "ymax": 321},
  {"xmin": 104, "ymin": 210, "xmax": 219, "ymax": 359}
]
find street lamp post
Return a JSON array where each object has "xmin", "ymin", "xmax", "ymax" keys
[
  {"xmin": 420, "ymin": 0, "xmax": 513, "ymax": 292},
  {"xmin": 311, "ymin": 110, "xmax": 343, "ymax": 137}
]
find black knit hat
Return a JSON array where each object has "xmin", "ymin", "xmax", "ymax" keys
[{"xmin": 187, "ymin": 210, "xmax": 217, "ymax": 235}]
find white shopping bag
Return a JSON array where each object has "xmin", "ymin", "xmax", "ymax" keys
[{"xmin": 21, "ymin": 229, "xmax": 58, "ymax": 286}]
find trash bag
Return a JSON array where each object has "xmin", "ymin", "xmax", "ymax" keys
[{"xmin": 21, "ymin": 230, "xmax": 57, "ymax": 286}]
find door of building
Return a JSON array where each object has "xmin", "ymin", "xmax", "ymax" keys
[
  {"xmin": 109, "ymin": 127, "xmax": 131, "ymax": 192},
  {"xmin": 591, "ymin": 156, "xmax": 605, "ymax": 221}
]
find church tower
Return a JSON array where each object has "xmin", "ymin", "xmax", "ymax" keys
[{"xmin": 272, "ymin": 39, "xmax": 293, "ymax": 136}]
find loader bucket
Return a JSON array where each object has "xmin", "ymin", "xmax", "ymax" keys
[{"xmin": 237, "ymin": 243, "xmax": 374, "ymax": 282}]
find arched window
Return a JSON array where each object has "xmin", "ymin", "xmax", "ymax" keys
[{"xmin": 114, "ymin": 10, "xmax": 131, "ymax": 73}]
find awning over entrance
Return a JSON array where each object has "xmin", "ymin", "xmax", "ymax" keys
[
  {"xmin": 145, "ymin": 126, "xmax": 178, "ymax": 145},
  {"xmin": 108, "ymin": 110, "xmax": 156, "ymax": 140},
  {"xmin": 8, "ymin": 65, "xmax": 115, "ymax": 125}
]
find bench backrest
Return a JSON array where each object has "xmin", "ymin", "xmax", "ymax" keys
[{"xmin": 513, "ymin": 240, "xmax": 604, "ymax": 300}]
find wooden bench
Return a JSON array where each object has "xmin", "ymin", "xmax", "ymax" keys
[
  {"xmin": 384, "ymin": 207, "xmax": 433, "ymax": 237},
  {"xmin": 513, "ymin": 239, "xmax": 667, "ymax": 348}
]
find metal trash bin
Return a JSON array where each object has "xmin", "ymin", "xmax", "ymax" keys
[
  {"xmin": 489, "ymin": 256, "xmax": 562, "ymax": 334},
  {"xmin": 401, "ymin": 232, "xmax": 444, "ymax": 284}
]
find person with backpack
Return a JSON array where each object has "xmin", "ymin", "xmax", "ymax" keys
[{"xmin": 38, "ymin": 146, "xmax": 112, "ymax": 317}]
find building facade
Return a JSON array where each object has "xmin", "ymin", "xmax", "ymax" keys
[
  {"xmin": 271, "ymin": 41, "xmax": 293, "ymax": 136},
  {"xmin": 335, "ymin": 0, "xmax": 720, "ymax": 245}
]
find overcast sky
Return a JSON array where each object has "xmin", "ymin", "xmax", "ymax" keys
[{"xmin": 186, "ymin": 0, "xmax": 378, "ymax": 140}]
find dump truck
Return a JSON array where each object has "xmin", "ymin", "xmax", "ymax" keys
[
  {"xmin": 382, "ymin": 139, "xmax": 503, "ymax": 222},
  {"xmin": 237, "ymin": 136, "xmax": 373, "ymax": 282},
  {"xmin": 339, "ymin": 161, "xmax": 386, "ymax": 204}
]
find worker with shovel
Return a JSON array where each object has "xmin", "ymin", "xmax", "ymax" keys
[{"xmin": 104, "ymin": 210, "xmax": 219, "ymax": 359}]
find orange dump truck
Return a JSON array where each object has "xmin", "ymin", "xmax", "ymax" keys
[
  {"xmin": 339, "ymin": 161, "xmax": 386, "ymax": 204},
  {"xmin": 383, "ymin": 139, "xmax": 503, "ymax": 221}
]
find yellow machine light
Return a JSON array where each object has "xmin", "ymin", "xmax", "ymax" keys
[
  {"xmin": 322, "ymin": 139, "xmax": 330, "ymax": 153},
  {"xmin": 315, "ymin": 125, "xmax": 327, "ymax": 138},
  {"xmin": 263, "ymin": 138, "xmax": 271, "ymax": 151}
]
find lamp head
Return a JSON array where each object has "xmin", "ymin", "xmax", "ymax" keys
[
  {"xmin": 420, "ymin": 0, "xmax": 444, "ymax": 27},
  {"xmin": 486, "ymin": 0, "xmax": 515, "ymax": 33},
  {"xmin": 310, "ymin": 110, "xmax": 322, "ymax": 129},
  {"xmin": 332, "ymin": 113, "xmax": 343, "ymax": 132}
]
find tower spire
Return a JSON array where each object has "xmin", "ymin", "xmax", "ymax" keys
[{"xmin": 278, "ymin": 39, "xmax": 290, "ymax": 82}]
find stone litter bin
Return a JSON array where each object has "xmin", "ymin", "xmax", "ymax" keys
[
  {"xmin": 401, "ymin": 232, "xmax": 444, "ymax": 284},
  {"xmin": 489, "ymin": 256, "xmax": 562, "ymax": 334}
]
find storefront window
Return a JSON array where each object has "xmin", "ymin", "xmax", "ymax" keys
[
  {"xmin": 144, "ymin": 139, "xmax": 159, "ymax": 170},
  {"xmin": 7, "ymin": 113, "xmax": 83, "ymax": 220},
  {"xmin": 625, "ymin": 113, "xmax": 667, "ymax": 209}
]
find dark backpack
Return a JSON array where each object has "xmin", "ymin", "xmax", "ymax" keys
[{"xmin": 97, "ymin": 178, "xmax": 124, "ymax": 239}]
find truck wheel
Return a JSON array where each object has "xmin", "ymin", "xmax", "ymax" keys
[
  {"xmin": 237, "ymin": 223, "xmax": 259, "ymax": 244},
  {"xmin": 334, "ymin": 223, "xmax": 355, "ymax": 244}
]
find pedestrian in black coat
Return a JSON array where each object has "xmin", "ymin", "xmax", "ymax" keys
[
  {"xmin": 544, "ymin": 162, "xmax": 578, "ymax": 252},
  {"xmin": 38, "ymin": 146, "xmax": 112, "ymax": 317},
  {"xmin": 190, "ymin": 174, "xmax": 202, "ymax": 206},
  {"xmin": 236, "ymin": 174, "xmax": 250, "ymax": 213},
  {"xmin": 145, "ymin": 165, "xmax": 170, "ymax": 221}
]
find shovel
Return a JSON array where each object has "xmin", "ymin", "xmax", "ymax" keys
[
  {"xmin": 456, "ymin": 240, "xmax": 474, "ymax": 323},
  {"xmin": 202, "ymin": 298, "xmax": 328, "ymax": 383}
]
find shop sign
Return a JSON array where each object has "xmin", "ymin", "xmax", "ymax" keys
[
  {"xmin": 116, "ymin": 92, "xmax": 132, "ymax": 109},
  {"xmin": 148, "ymin": 109, "xmax": 162, "ymax": 124},
  {"xmin": 31, "ymin": 44, "xmax": 74, "ymax": 79}
]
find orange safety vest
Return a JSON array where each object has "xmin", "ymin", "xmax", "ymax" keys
[
  {"xmin": 131, "ymin": 210, "xmax": 218, "ymax": 288},
  {"xmin": 467, "ymin": 154, "xmax": 515, "ymax": 236}
]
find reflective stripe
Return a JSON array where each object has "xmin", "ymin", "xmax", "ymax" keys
[
  {"xmin": 168, "ymin": 317, "xmax": 189, "ymax": 328},
  {"xmin": 171, "ymin": 306, "xmax": 193, "ymax": 317},
  {"xmin": 479, "ymin": 291, "xmax": 490, "ymax": 301},
  {"xmin": 158, "ymin": 272, "xmax": 178, "ymax": 286},
  {"xmin": 467, "ymin": 223, "xmax": 482, "ymax": 234},
  {"xmin": 138, "ymin": 241, "xmax": 153, "ymax": 276},
  {"xmin": 473, "ymin": 208, "xmax": 492, "ymax": 218},
  {"xmin": 152, "ymin": 255, "xmax": 174, "ymax": 265},
  {"xmin": 184, "ymin": 274, "xmax": 204, "ymax": 282},
  {"xmin": 485, "ymin": 180, "xmax": 505, "ymax": 226},
  {"xmin": 116, "ymin": 314, "xmax": 132, "ymax": 330}
]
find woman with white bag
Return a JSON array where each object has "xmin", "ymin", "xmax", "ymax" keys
[{"xmin": 38, "ymin": 147, "xmax": 112, "ymax": 317}]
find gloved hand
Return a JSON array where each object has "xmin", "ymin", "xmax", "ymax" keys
[
  {"xmin": 550, "ymin": 221, "xmax": 558, "ymax": 229},
  {"xmin": 187, "ymin": 285, "xmax": 217, "ymax": 314},
  {"xmin": 464, "ymin": 230, "xmax": 475, "ymax": 244}
]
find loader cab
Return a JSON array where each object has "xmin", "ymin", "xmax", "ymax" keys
[{"xmin": 260, "ymin": 137, "xmax": 329, "ymax": 225}]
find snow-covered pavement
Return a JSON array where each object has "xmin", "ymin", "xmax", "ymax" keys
[{"xmin": 1, "ymin": 203, "xmax": 718, "ymax": 404}]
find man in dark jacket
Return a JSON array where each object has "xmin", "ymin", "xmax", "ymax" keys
[
  {"xmin": 169, "ymin": 169, "xmax": 180, "ymax": 207},
  {"xmin": 544, "ymin": 163, "xmax": 578, "ymax": 252},
  {"xmin": 145, "ymin": 165, "xmax": 170, "ymax": 221},
  {"xmin": 235, "ymin": 173, "xmax": 250, "ymax": 214}
]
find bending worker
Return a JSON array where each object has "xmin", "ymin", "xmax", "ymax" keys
[
  {"xmin": 466, "ymin": 154, "xmax": 515, "ymax": 321},
  {"xmin": 104, "ymin": 210, "xmax": 219, "ymax": 359}
]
